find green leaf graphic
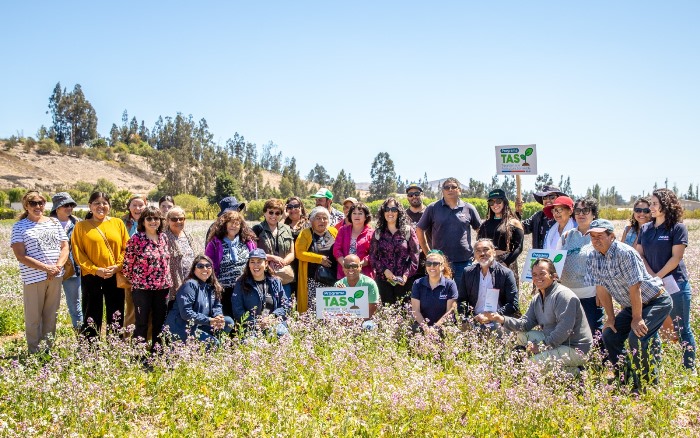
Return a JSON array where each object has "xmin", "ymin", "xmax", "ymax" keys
[{"xmin": 553, "ymin": 254, "xmax": 563, "ymax": 263}]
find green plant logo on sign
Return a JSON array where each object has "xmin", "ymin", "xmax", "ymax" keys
[{"xmin": 347, "ymin": 290, "xmax": 365, "ymax": 309}]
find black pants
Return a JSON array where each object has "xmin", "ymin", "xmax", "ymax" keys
[
  {"xmin": 81, "ymin": 274, "xmax": 125, "ymax": 339},
  {"xmin": 132, "ymin": 288, "xmax": 169, "ymax": 349},
  {"xmin": 377, "ymin": 279, "xmax": 411, "ymax": 306},
  {"xmin": 222, "ymin": 286, "xmax": 234, "ymax": 319}
]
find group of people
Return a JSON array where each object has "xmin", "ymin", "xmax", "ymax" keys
[{"xmin": 10, "ymin": 178, "xmax": 696, "ymax": 391}]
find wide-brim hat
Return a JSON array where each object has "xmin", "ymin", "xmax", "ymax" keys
[
  {"xmin": 533, "ymin": 185, "xmax": 565, "ymax": 205},
  {"xmin": 50, "ymin": 192, "xmax": 77, "ymax": 214},
  {"xmin": 218, "ymin": 196, "xmax": 246, "ymax": 217},
  {"xmin": 543, "ymin": 196, "xmax": 574, "ymax": 219}
]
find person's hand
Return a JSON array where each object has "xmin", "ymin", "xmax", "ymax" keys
[
  {"xmin": 258, "ymin": 315, "xmax": 275, "ymax": 330},
  {"xmin": 320, "ymin": 256, "xmax": 332, "ymax": 268},
  {"xmin": 631, "ymin": 317, "xmax": 648, "ymax": 338},
  {"xmin": 515, "ymin": 200, "xmax": 524, "ymax": 214},
  {"xmin": 603, "ymin": 317, "xmax": 616, "ymax": 333},
  {"xmin": 526, "ymin": 342, "xmax": 540, "ymax": 355},
  {"xmin": 474, "ymin": 313, "xmax": 489, "ymax": 324},
  {"xmin": 210, "ymin": 315, "xmax": 225, "ymax": 330},
  {"xmin": 384, "ymin": 269, "xmax": 394, "ymax": 280}
]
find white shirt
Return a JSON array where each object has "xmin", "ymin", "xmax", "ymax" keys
[
  {"xmin": 544, "ymin": 218, "xmax": 576, "ymax": 250},
  {"xmin": 474, "ymin": 269, "xmax": 493, "ymax": 314}
]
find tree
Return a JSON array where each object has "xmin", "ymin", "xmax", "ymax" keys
[
  {"xmin": 307, "ymin": 164, "xmax": 331, "ymax": 186},
  {"xmin": 534, "ymin": 173, "xmax": 554, "ymax": 191},
  {"xmin": 369, "ymin": 152, "xmax": 397, "ymax": 201},
  {"xmin": 260, "ymin": 141, "xmax": 283, "ymax": 173},
  {"xmin": 331, "ymin": 169, "xmax": 357, "ymax": 202},
  {"xmin": 279, "ymin": 157, "xmax": 307, "ymax": 198},
  {"xmin": 586, "ymin": 183, "xmax": 601, "ymax": 201},
  {"xmin": 558, "ymin": 175, "xmax": 572, "ymax": 196},
  {"xmin": 463, "ymin": 178, "xmax": 487, "ymax": 198},
  {"xmin": 47, "ymin": 82, "xmax": 98, "ymax": 146},
  {"xmin": 210, "ymin": 172, "xmax": 241, "ymax": 204}
]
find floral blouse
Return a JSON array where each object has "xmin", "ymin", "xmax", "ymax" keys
[
  {"xmin": 369, "ymin": 226, "xmax": 420, "ymax": 281},
  {"xmin": 122, "ymin": 232, "xmax": 172, "ymax": 290}
]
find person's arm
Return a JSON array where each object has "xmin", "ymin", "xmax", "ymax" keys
[
  {"xmin": 401, "ymin": 228, "xmax": 420, "ymax": 280},
  {"xmin": 121, "ymin": 237, "xmax": 136, "ymax": 281},
  {"xmin": 332, "ymin": 226, "xmax": 347, "ymax": 266},
  {"xmin": 416, "ymin": 227, "xmax": 430, "ymax": 257},
  {"xmin": 11, "ymin": 242, "xmax": 60, "ymax": 276},
  {"xmin": 628, "ymin": 282, "xmax": 647, "ymax": 338},
  {"xmin": 294, "ymin": 230, "xmax": 326, "ymax": 264},
  {"xmin": 411, "ymin": 298, "xmax": 426, "ymax": 325},
  {"xmin": 113, "ymin": 219, "xmax": 129, "ymax": 270},
  {"xmin": 634, "ymin": 242, "xmax": 655, "ymax": 276},
  {"xmin": 655, "ymin": 244, "xmax": 686, "ymax": 279},
  {"xmin": 543, "ymin": 291, "xmax": 578, "ymax": 348},
  {"xmin": 620, "ymin": 226, "xmax": 630, "ymax": 246},
  {"xmin": 176, "ymin": 281, "xmax": 211, "ymax": 326},
  {"xmin": 596, "ymin": 285, "xmax": 616, "ymax": 333},
  {"xmin": 502, "ymin": 226, "xmax": 524, "ymax": 266},
  {"xmin": 231, "ymin": 280, "xmax": 253, "ymax": 325}
]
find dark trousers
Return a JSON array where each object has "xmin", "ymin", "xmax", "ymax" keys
[
  {"xmin": 602, "ymin": 294, "xmax": 672, "ymax": 390},
  {"xmin": 81, "ymin": 274, "xmax": 125, "ymax": 339},
  {"xmin": 579, "ymin": 296, "xmax": 605, "ymax": 337},
  {"xmin": 377, "ymin": 279, "xmax": 410, "ymax": 306},
  {"xmin": 132, "ymin": 288, "xmax": 169, "ymax": 349},
  {"xmin": 222, "ymin": 286, "xmax": 234, "ymax": 319}
]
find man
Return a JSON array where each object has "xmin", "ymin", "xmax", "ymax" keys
[
  {"xmin": 311, "ymin": 188, "xmax": 345, "ymax": 226},
  {"xmin": 515, "ymin": 185, "xmax": 564, "ymax": 249},
  {"xmin": 336, "ymin": 196, "xmax": 357, "ymax": 229},
  {"xmin": 404, "ymin": 183, "xmax": 428, "ymax": 288},
  {"xmin": 586, "ymin": 219, "xmax": 672, "ymax": 391},
  {"xmin": 483, "ymin": 259, "xmax": 592, "ymax": 373},
  {"xmin": 334, "ymin": 254, "xmax": 380, "ymax": 323},
  {"xmin": 206, "ymin": 196, "xmax": 246, "ymax": 246},
  {"xmin": 416, "ymin": 177, "xmax": 481, "ymax": 286},
  {"xmin": 458, "ymin": 239, "xmax": 519, "ymax": 330}
]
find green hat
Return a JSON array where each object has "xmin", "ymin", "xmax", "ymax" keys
[{"xmin": 310, "ymin": 188, "xmax": 333, "ymax": 200}]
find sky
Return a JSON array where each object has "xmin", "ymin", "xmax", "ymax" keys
[{"xmin": 2, "ymin": 1, "xmax": 699, "ymax": 200}]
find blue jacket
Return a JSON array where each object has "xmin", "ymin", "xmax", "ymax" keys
[
  {"xmin": 164, "ymin": 279, "xmax": 223, "ymax": 341},
  {"xmin": 457, "ymin": 262, "xmax": 520, "ymax": 318},
  {"xmin": 231, "ymin": 275, "xmax": 290, "ymax": 328}
]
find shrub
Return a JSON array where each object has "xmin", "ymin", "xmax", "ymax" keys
[
  {"xmin": 67, "ymin": 146, "xmax": 86, "ymax": 158},
  {"xmin": 3, "ymin": 136, "xmax": 18, "ymax": 150},
  {"xmin": 0, "ymin": 191, "xmax": 6, "ymax": 207},
  {"xmin": 24, "ymin": 137, "xmax": 36, "ymax": 148},
  {"xmin": 245, "ymin": 200, "xmax": 266, "ymax": 222},
  {"xmin": 0, "ymin": 299, "xmax": 23, "ymax": 336},
  {"xmin": 36, "ymin": 138, "xmax": 59, "ymax": 155},
  {"xmin": 7, "ymin": 188, "xmax": 24, "ymax": 203},
  {"xmin": 0, "ymin": 207, "xmax": 17, "ymax": 219}
]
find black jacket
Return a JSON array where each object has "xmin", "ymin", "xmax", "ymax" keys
[{"xmin": 457, "ymin": 262, "xmax": 519, "ymax": 318}]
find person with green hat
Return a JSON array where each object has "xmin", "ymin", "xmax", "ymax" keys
[{"xmin": 310, "ymin": 188, "xmax": 344, "ymax": 225}]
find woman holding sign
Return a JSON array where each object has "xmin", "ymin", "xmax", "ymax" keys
[
  {"xmin": 636, "ymin": 188, "xmax": 696, "ymax": 370},
  {"xmin": 410, "ymin": 250, "xmax": 458, "ymax": 332}
]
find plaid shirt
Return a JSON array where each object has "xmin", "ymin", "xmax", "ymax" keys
[{"xmin": 587, "ymin": 240, "xmax": 664, "ymax": 309}]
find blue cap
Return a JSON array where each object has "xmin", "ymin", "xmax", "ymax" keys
[
  {"xmin": 248, "ymin": 248, "xmax": 267, "ymax": 259},
  {"xmin": 586, "ymin": 219, "xmax": 614, "ymax": 234}
]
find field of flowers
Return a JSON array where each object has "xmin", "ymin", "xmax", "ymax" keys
[{"xmin": 0, "ymin": 219, "xmax": 699, "ymax": 436}]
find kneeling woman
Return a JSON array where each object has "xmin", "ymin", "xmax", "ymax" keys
[
  {"xmin": 164, "ymin": 255, "xmax": 233, "ymax": 344},
  {"xmin": 411, "ymin": 251, "xmax": 458, "ymax": 331},
  {"xmin": 232, "ymin": 249, "xmax": 291, "ymax": 335}
]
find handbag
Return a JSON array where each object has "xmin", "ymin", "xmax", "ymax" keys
[
  {"xmin": 275, "ymin": 265, "xmax": 295, "ymax": 285},
  {"xmin": 314, "ymin": 265, "xmax": 337, "ymax": 286},
  {"xmin": 91, "ymin": 219, "xmax": 131, "ymax": 289},
  {"xmin": 62, "ymin": 259, "xmax": 75, "ymax": 280}
]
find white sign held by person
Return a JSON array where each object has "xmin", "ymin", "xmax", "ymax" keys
[
  {"xmin": 495, "ymin": 145, "xmax": 537, "ymax": 175},
  {"xmin": 520, "ymin": 249, "xmax": 567, "ymax": 282},
  {"xmin": 316, "ymin": 287, "xmax": 369, "ymax": 319}
]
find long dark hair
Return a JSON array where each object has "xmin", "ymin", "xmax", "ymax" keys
[
  {"xmin": 137, "ymin": 206, "xmax": 165, "ymax": 233},
  {"xmin": 485, "ymin": 197, "xmax": 522, "ymax": 252},
  {"xmin": 238, "ymin": 257, "xmax": 277, "ymax": 293},
  {"xmin": 283, "ymin": 196, "xmax": 308, "ymax": 226},
  {"xmin": 185, "ymin": 255, "xmax": 223, "ymax": 300},
  {"xmin": 629, "ymin": 197, "xmax": 651, "ymax": 232},
  {"xmin": 376, "ymin": 197, "xmax": 408, "ymax": 231},
  {"xmin": 85, "ymin": 192, "xmax": 110, "ymax": 220},
  {"xmin": 653, "ymin": 188, "xmax": 683, "ymax": 228},
  {"xmin": 209, "ymin": 210, "xmax": 256, "ymax": 243},
  {"xmin": 347, "ymin": 202, "xmax": 372, "ymax": 225}
]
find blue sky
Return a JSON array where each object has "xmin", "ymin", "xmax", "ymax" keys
[{"xmin": 2, "ymin": 1, "xmax": 698, "ymax": 199}]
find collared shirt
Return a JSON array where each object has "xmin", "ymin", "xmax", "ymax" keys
[
  {"xmin": 416, "ymin": 198, "xmax": 481, "ymax": 262},
  {"xmin": 411, "ymin": 276, "xmax": 458, "ymax": 326},
  {"xmin": 587, "ymin": 240, "xmax": 664, "ymax": 308},
  {"xmin": 474, "ymin": 270, "xmax": 493, "ymax": 314},
  {"xmin": 335, "ymin": 274, "xmax": 380, "ymax": 304},
  {"xmin": 638, "ymin": 221, "xmax": 689, "ymax": 282}
]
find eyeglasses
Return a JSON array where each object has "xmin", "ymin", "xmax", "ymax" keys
[
  {"xmin": 286, "ymin": 204, "xmax": 301, "ymax": 210},
  {"xmin": 573, "ymin": 207, "xmax": 591, "ymax": 215},
  {"xmin": 407, "ymin": 192, "xmax": 421, "ymax": 197},
  {"xmin": 27, "ymin": 200, "xmax": 46, "ymax": 207},
  {"xmin": 488, "ymin": 199, "xmax": 504, "ymax": 206},
  {"xmin": 634, "ymin": 207, "xmax": 651, "ymax": 214},
  {"xmin": 425, "ymin": 261, "xmax": 442, "ymax": 267},
  {"xmin": 552, "ymin": 207, "xmax": 570, "ymax": 215},
  {"xmin": 145, "ymin": 216, "xmax": 161, "ymax": 222},
  {"xmin": 343, "ymin": 263, "xmax": 360, "ymax": 270},
  {"xmin": 195, "ymin": 263, "xmax": 212, "ymax": 269},
  {"xmin": 543, "ymin": 194, "xmax": 559, "ymax": 201},
  {"xmin": 169, "ymin": 217, "xmax": 186, "ymax": 222},
  {"xmin": 443, "ymin": 185, "xmax": 459, "ymax": 191},
  {"xmin": 385, "ymin": 207, "xmax": 399, "ymax": 213},
  {"xmin": 267, "ymin": 210, "xmax": 282, "ymax": 216}
]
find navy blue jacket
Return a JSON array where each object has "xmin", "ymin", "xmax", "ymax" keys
[
  {"xmin": 457, "ymin": 262, "xmax": 520, "ymax": 318},
  {"xmin": 164, "ymin": 279, "xmax": 223, "ymax": 341},
  {"xmin": 231, "ymin": 275, "xmax": 290, "ymax": 328}
]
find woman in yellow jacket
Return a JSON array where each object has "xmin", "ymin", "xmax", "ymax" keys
[
  {"xmin": 294, "ymin": 206, "xmax": 338, "ymax": 313},
  {"xmin": 71, "ymin": 192, "xmax": 129, "ymax": 339}
]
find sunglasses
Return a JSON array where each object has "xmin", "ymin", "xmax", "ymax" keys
[
  {"xmin": 543, "ymin": 194, "xmax": 559, "ymax": 201},
  {"xmin": 385, "ymin": 207, "xmax": 399, "ymax": 213},
  {"xmin": 169, "ymin": 217, "xmax": 186, "ymax": 222},
  {"xmin": 343, "ymin": 263, "xmax": 360, "ymax": 270},
  {"xmin": 286, "ymin": 204, "xmax": 301, "ymax": 210},
  {"xmin": 634, "ymin": 207, "xmax": 651, "ymax": 214},
  {"xmin": 195, "ymin": 263, "xmax": 212, "ymax": 269},
  {"xmin": 425, "ymin": 261, "xmax": 442, "ymax": 267},
  {"xmin": 574, "ymin": 207, "xmax": 591, "ymax": 215},
  {"xmin": 552, "ymin": 207, "xmax": 569, "ymax": 215},
  {"xmin": 443, "ymin": 185, "xmax": 459, "ymax": 191},
  {"xmin": 267, "ymin": 210, "xmax": 283, "ymax": 216},
  {"xmin": 145, "ymin": 216, "xmax": 161, "ymax": 222},
  {"xmin": 488, "ymin": 199, "xmax": 504, "ymax": 205},
  {"xmin": 407, "ymin": 192, "xmax": 421, "ymax": 197},
  {"xmin": 28, "ymin": 200, "xmax": 46, "ymax": 207}
]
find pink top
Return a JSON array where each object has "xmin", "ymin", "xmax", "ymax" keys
[{"xmin": 332, "ymin": 224, "xmax": 374, "ymax": 279}]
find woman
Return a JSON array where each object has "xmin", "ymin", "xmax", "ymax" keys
[
  {"xmin": 559, "ymin": 197, "xmax": 603, "ymax": 335},
  {"xmin": 621, "ymin": 197, "xmax": 652, "ymax": 247},
  {"xmin": 205, "ymin": 210, "xmax": 257, "ymax": 319},
  {"xmin": 71, "ymin": 192, "xmax": 129, "ymax": 339},
  {"xmin": 283, "ymin": 196, "xmax": 308, "ymax": 296},
  {"xmin": 11, "ymin": 191, "xmax": 69, "ymax": 353},
  {"xmin": 231, "ymin": 249, "xmax": 290, "ymax": 335},
  {"xmin": 542, "ymin": 196, "xmax": 576, "ymax": 250},
  {"xmin": 252, "ymin": 199, "xmax": 295, "ymax": 299},
  {"xmin": 477, "ymin": 189, "xmax": 524, "ymax": 279},
  {"xmin": 122, "ymin": 206, "xmax": 172, "ymax": 350},
  {"xmin": 49, "ymin": 192, "xmax": 83, "ymax": 332},
  {"xmin": 164, "ymin": 206, "xmax": 196, "ymax": 309},
  {"xmin": 369, "ymin": 198, "xmax": 419, "ymax": 306},
  {"xmin": 163, "ymin": 255, "xmax": 233, "ymax": 344},
  {"xmin": 122, "ymin": 195, "xmax": 147, "ymax": 237},
  {"xmin": 294, "ymin": 206, "xmax": 338, "ymax": 313},
  {"xmin": 158, "ymin": 195, "xmax": 175, "ymax": 217},
  {"xmin": 637, "ymin": 188, "xmax": 696, "ymax": 370},
  {"xmin": 333, "ymin": 202, "xmax": 373, "ymax": 279},
  {"xmin": 411, "ymin": 251, "xmax": 458, "ymax": 330}
]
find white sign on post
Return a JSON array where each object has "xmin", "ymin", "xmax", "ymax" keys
[
  {"xmin": 520, "ymin": 249, "xmax": 568, "ymax": 282},
  {"xmin": 316, "ymin": 287, "xmax": 369, "ymax": 319},
  {"xmin": 495, "ymin": 145, "xmax": 537, "ymax": 175}
]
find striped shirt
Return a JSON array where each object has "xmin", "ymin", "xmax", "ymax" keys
[
  {"xmin": 587, "ymin": 240, "xmax": 664, "ymax": 308},
  {"xmin": 11, "ymin": 218, "xmax": 68, "ymax": 285}
]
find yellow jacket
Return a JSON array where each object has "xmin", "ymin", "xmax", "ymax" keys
[
  {"xmin": 294, "ymin": 226, "xmax": 337, "ymax": 313},
  {"xmin": 71, "ymin": 217, "xmax": 129, "ymax": 276}
]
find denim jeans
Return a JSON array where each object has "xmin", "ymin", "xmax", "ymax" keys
[
  {"xmin": 579, "ymin": 296, "xmax": 604, "ymax": 337},
  {"xmin": 451, "ymin": 260, "xmax": 472, "ymax": 288},
  {"xmin": 61, "ymin": 275, "xmax": 83, "ymax": 329},
  {"xmin": 602, "ymin": 294, "xmax": 672, "ymax": 389},
  {"xmin": 671, "ymin": 281, "xmax": 696, "ymax": 369},
  {"xmin": 282, "ymin": 283, "xmax": 292, "ymax": 301}
]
